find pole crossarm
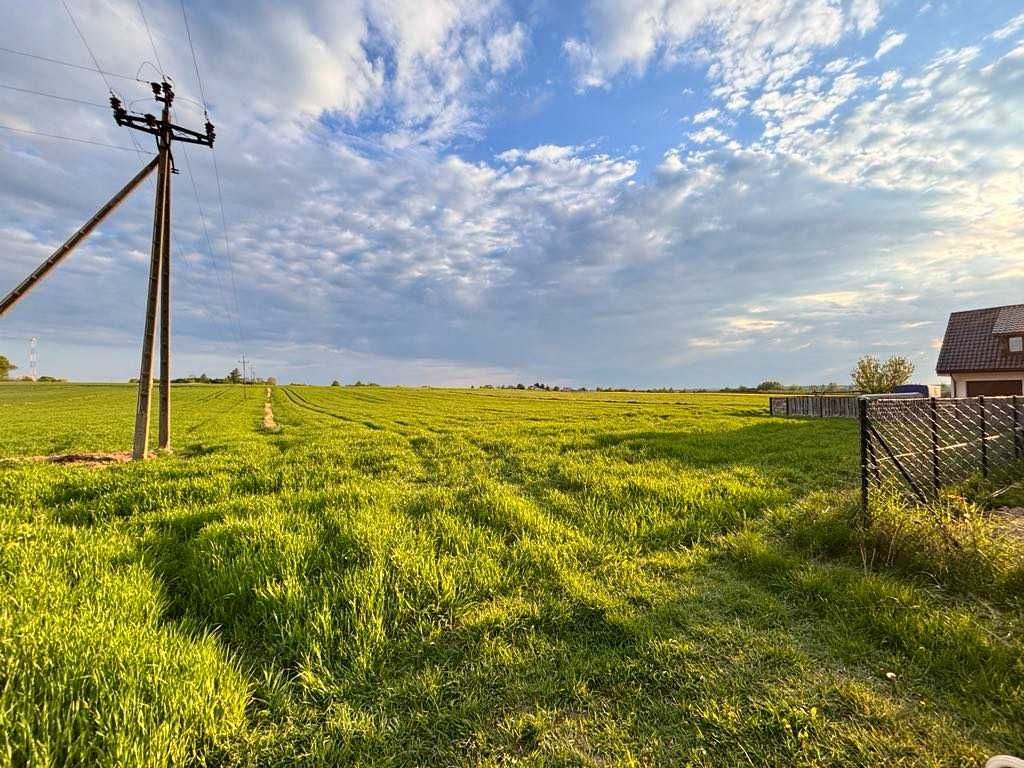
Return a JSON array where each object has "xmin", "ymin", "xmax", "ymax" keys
[
  {"xmin": 111, "ymin": 111, "xmax": 214, "ymax": 146},
  {"xmin": 0, "ymin": 156, "xmax": 159, "ymax": 316},
  {"xmin": 110, "ymin": 83, "xmax": 215, "ymax": 148}
]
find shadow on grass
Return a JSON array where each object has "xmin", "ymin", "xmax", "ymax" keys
[
  {"xmin": 174, "ymin": 442, "xmax": 228, "ymax": 459},
  {"xmin": 77, "ymin": 416, "xmax": 1010, "ymax": 765},
  {"xmin": 583, "ymin": 421, "xmax": 858, "ymax": 493},
  {"xmin": 129, "ymin": 493, "xmax": 1015, "ymax": 765}
]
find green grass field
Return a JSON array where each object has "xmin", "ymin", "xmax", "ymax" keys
[{"xmin": 0, "ymin": 383, "xmax": 1021, "ymax": 766}]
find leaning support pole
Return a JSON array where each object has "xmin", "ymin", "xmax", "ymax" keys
[
  {"xmin": 157, "ymin": 155, "xmax": 172, "ymax": 451},
  {"xmin": 132, "ymin": 143, "xmax": 169, "ymax": 460},
  {"xmin": 0, "ymin": 157, "xmax": 159, "ymax": 317}
]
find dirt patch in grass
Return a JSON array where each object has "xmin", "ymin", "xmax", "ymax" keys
[
  {"xmin": 4, "ymin": 451, "xmax": 153, "ymax": 467},
  {"xmin": 262, "ymin": 387, "xmax": 278, "ymax": 431}
]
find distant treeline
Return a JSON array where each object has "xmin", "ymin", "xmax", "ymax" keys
[
  {"xmin": 473, "ymin": 380, "xmax": 858, "ymax": 394},
  {"xmin": 128, "ymin": 372, "xmax": 277, "ymax": 385}
]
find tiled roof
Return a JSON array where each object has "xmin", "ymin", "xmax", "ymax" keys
[
  {"xmin": 992, "ymin": 305, "xmax": 1024, "ymax": 335},
  {"xmin": 936, "ymin": 304, "xmax": 1024, "ymax": 374}
]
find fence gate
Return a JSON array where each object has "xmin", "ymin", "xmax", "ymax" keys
[{"xmin": 860, "ymin": 395, "xmax": 1024, "ymax": 509}]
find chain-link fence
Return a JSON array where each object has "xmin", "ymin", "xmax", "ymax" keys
[{"xmin": 860, "ymin": 395, "xmax": 1024, "ymax": 509}]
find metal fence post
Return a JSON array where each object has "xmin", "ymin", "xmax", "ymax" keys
[
  {"xmin": 859, "ymin": 397, "xmax": 870, "ymax": 520},
  {"xmin": 979, "ymin": 396, "xmax": 988, "ymax": 478},
  {"xmin": 929, "ymin": 397, "xmax": 940, "ymax": 494},
  {"xmin": 1014, "ymin": 395, "xmax": 1021, "ymax": 460}
]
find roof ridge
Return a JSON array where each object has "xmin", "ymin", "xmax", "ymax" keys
[{"xmin": 950, "ymin": 302, "xmax": 1024, "ymax": 316}]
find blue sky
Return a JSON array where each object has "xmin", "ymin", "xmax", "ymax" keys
[{"xmin": 1, "ymin": 0, "xmax": 1023, "ymax": 387}]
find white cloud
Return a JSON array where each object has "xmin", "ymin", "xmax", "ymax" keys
[
  {"xmin": 688, "ymin": 126, "xmax": 728, "ymax": 143},
  {"xmin": 726, "ymin": 316, "xmax": 786, "ymax": 332},
  {"xmin": 24, "ymin": 0, "xmax": 528, "ymax": 148},
  {"xmin": 692, "ymin": 107, "xmax": 721, "ymax": 123},
  {"xmin": 566, "ymin": 0, "xmax": 881, "ymax": 107},
  {"xmin": 753, "ymin": 70, "xmax": 868, "ymax": 139},
  {"xmin": 849, "ymin": 0, "xmax": 882, "ymax": 34},
  {"xmin": 769, "ymin": 37, "xmax": 1024, "ymax": 248},
  {"xmin": 992, "ymin": 11, "xmax": 1024, "ymax": 41},
  {"xmin": 875, "ymin": 30, "xmax": 907, "ymax": 59},
  {"xmin": 878, "ymin": 69, "xmax": 901, "ymax": 90},
  {"xmin": 487, "ymin": 22, "xmax": 527, "ymax": 71}
]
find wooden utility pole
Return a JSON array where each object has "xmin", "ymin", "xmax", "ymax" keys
[
  {"xmin": 113, "ymin": 81, "xmax": 215, "ymax": 457},
  {"xmin": 0, "ymin": 78, "xmax": 215, "ymax": 460},
  {"xmin": 239, "ymin": 353, "xmax": 248, "ymax": 399},
  {"xmin": 130, "ymin": 84, "xmax": 171, "ymax": 459},
  {"xmin": 113, "ymin": 81, "xmax": 215, "ymax": 458}
]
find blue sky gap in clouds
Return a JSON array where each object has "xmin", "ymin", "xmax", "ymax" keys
[{"xmin": 0, "ymin": 0, "xmax": 1022, "ymax": 387}]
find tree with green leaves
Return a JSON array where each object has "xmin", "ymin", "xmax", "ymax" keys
[
  {"xmin": 227, "ymin": 367, "xmax": 242, "ymax": 384},
  {"xmin": 851, "ymin": 354, "xmax": 915, "ymax": 394},
  {"xmin": 0, "ymin": 355, "xmax": 16, "ymax": 381}
]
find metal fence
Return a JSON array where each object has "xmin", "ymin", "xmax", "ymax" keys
[
  {"xmin": 860, "ymin": 395, "xmax": 1024, "ymax": 509},
  {"xmin": 770, "ymin": 395, "xmax": 859, "ymax": 418}
]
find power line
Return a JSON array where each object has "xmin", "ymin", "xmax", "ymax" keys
[
  {"xmin": 210, "ymin": 149, "xmax": 246, "ymax": 348},
  {"xmin": 59, "ymin": 0, "xmax": 114, "ymax": 94},
  {"xmin": 135, "ymin": 0, "xmax": 165, "ymax": 77},
  {"xmin": 179, "ymin": 142, "xmax": 244, "ymax": 350},
  {"xmin": 0, "ymin": 123, "xmax": 147, "ymax": 152},
  {"xmin": 136, "ymin": 61, "xmax": 164, "ymax": 82},
  {"xmin": 0, "ymin": 45, "xmax": 145, "ymax": 84},
  {"xmin": 0, "ymin": 82, "xmax": 107, "ymax": 108},
  {"xmin": 124, "ymin": 0, "xmax": 235, "ymax": 358},
  {"xmin": 180, "ymin": 0, "xmax": 207, "ymax": 110},
  {"xmin": 123, "ymin": 124, "xmax": 149, "ymax": 158},
  {"xmin": 179, "ymin": 0, "xmax": 246, "ymax": 352},
  {"xmin": 120, "ymin": 1, "xmax": 195, "ymax": 291},
  {"xmin": 0, "ymin": 47, "xmax": 201, "ymax": 117},
  {"xmin": 54, "ymin": 4, "xmax": 149, "ymax": 161}
]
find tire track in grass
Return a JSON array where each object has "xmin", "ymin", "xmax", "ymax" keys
[
  {"xmin": 184, "ymin": 388, "xmax": 244, "ymax": 436},
  {"xmin": 284, "ymin": 388, "xmax": 383, "ymax": 430},
  {"xmin": 196, "ymin": 388, "xmax": 230, "ymax": 404},
  {"xmin": 280, "ymin": 387, "xmax": 361, "ymax": 425}
]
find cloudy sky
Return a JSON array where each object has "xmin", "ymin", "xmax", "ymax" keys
[{"xmin": 1, "ymin": 0, "xmax": 1022, "ymax": 387}]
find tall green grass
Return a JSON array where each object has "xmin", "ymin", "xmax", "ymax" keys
[{"xmin": 0, "ymin": 383, "xmax": 1021, "ymax": 766}]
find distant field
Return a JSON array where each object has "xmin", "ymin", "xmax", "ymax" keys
[{"xmin": 0, "ymin": 383, "xmax": 1020, "ymax": 766}]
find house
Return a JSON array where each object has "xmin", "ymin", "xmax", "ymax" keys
[{"xmin": 936, "ymin": 304, "xmax": 1024, "ymax": 397}]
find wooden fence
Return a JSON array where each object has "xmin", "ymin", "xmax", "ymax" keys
[{"xmin": 769, "ymin": 395, "xmax": 860, "ymax": 419}]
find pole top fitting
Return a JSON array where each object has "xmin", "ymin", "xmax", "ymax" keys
[
  {"xmin": 151, "ymin": 80, "xmax": 174, "ymax": 106},
  {"xmin": 109, "ymin": 95, "xmax": 127, "ymax": 124}
]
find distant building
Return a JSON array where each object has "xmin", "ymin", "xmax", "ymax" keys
[{"xmin": 936, "ymin": 304, "xmax": 1024, "ymax": 397}]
